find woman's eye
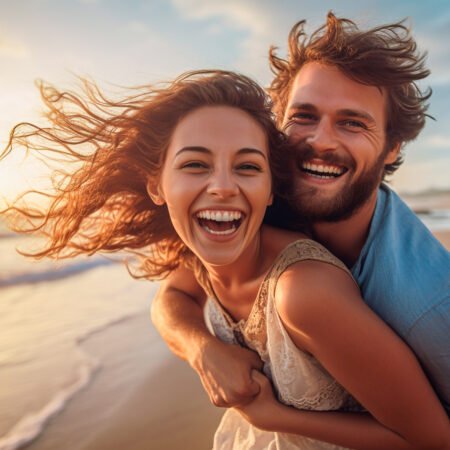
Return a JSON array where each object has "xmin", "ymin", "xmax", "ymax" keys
[
  {"xmin": 237, "ymin": 163, "xmax": 262, "ymax": 172},
  {"xmin": 181, "ymin": 161, "xmax": 208, "ymax": 170}
]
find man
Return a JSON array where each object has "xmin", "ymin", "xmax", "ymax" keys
[{"xmin": 151, "ymin": 12, "xmax": 450, "ymax": 413}]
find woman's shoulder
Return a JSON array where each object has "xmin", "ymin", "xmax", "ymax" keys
[
  {"xmin": 260, "ymin": 224, "xmax": 308, "ymax": 254},
  {"xmin": 261, "ymin": 225, "xmax": 352, "ymax": 276},
  {"xmin": 274, "ymin": 254, "xmax": 361, "ymax": 339}
]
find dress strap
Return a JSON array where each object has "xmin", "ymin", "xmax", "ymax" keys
[{"xmin": 270, "ymin": 238, "xmax": 353, "ymax": 281}]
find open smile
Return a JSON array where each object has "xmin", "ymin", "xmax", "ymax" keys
[
  {"xmin": 300, "ymin": 161, "xmax": 348, "ymax": 179},
  {"xmin": 195, "ymin": 209, "xmax": 244, "ymax": 236}
]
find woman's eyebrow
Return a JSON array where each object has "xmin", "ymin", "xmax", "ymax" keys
[
  {"xmin": 175, "ymin": 146, "xmax": 211, "ymax": 156},
  {"xmin": 175, "ymin": 146, "xmax": 267, "ymax": 160},
  {"xmin": 237, "ymin": 148, "xmax": 267, "ymax": 160}
]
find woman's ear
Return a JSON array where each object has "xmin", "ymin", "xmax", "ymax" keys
[
  {"xmin": 146, "ymin": 180, "xmax": 165, "ymax": 206},
  {"xmin": 268, "ymin": 193, "xmax": 273, "ymax": 206}
]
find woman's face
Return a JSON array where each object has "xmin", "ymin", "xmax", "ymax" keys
[{"xmin": 154, "ymin": 105, "xmax": 273, "ymax": 268}]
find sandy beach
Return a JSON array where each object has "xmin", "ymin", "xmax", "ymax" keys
[
  {"xmin": 81, "ymin": 317, "xmax": 223, "ymax": 450},
  {"xmin": 2, "ymin": 196, "xmax": 448, "ymax": 450},
  {"xmin": 23, "ymin": 313, "xmax": 223, "ymax": 450},
  {"xmin": 76, "ymin": 230, "xmax": 450, "ymax": 450},
  {"xmin": 434, "ymin": 229, "xmax": 450, "ymax": 250}
]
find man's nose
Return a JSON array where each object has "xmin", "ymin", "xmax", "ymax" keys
[
  {"xmin": 305, "ymin": 118, "xmax": 338, "ymax": 153},
  {"xmin": 206, "ymin": 170, "xmax": 239, "ymax": 198}
]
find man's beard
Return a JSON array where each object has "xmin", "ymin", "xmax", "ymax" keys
[{"xmin": 289, "ymin": 142, "xmax": 387, "ymax": 222}]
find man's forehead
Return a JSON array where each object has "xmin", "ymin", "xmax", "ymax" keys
[{"xmin": 285, "ymin": 62, "xmax": 386, "ymax": 113}]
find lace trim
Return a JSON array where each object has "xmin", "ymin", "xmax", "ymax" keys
[
  {"xmin": 206, "ymin": 238, "xmax": 359, "ymax": 411},
  {"xmin": 206, "ymin": 238, "xmax": 354, "ymax": 351},
  {"xmin": 246, "ymin": 239, "xmax": 354, "ymax": 354}
]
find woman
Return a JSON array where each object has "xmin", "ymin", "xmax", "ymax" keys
[{"xmin": 2, "ymin": 70, "xmax": 449, "ymax": 449}]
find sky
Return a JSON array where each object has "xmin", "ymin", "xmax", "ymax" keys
[{"xmin": 0, "ymin": 0, "xmax": 449, "ymax": 203}]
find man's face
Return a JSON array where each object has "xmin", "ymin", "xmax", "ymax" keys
[{"xmin": 282, "ymin": 62, "xmax": 399, "ymax": 222}]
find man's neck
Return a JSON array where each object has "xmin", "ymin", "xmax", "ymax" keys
[{"xmin": 311, "ymin": 190, "xmax": 379, "ymax": 268}]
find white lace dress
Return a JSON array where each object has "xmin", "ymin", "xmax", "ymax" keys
[{"xmin": 205, "ymin": 239, "xmax": 360, "ymax": 450}]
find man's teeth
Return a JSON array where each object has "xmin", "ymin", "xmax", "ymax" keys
[
  {"xmin": 302, "ymin": 162, "xmax": 345, "ymax": 177},
  {"xmin": 196, "ymin": 210, "xmax": 242, "ymax": 222}
]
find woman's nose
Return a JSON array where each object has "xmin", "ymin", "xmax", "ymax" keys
[{"xmin": 206, "ymin": 170, "xmax": 239, "ymax": 198}]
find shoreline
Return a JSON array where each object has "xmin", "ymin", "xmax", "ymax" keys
[
  {"xmin": 25, "ymin": 313, "xmax": 223, "ymax": 450},
  {"xmin": 79, "ymin": 228, "xmax": 450, "ymax": 450},
  {"xmin": 22, "ymin": 229, "xmax": 449, "ymax": 450}
]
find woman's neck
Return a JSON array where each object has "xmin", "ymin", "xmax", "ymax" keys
[
  {"xmin": 200, "ymin": 228, "xmax": 276, "ymax": 322},
  {"xmin": 205, "ymin": 231, "xmax": 265, "ymax": 291}
]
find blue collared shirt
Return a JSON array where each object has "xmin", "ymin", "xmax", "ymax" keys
[{"xmin": 352, "ymin": 184, "xmax": 450, "ymax": 413}]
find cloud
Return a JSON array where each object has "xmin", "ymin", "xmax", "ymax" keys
[
  {"xmin": 127, "ymin": 21, "xmax": 150, "ymax": 34},
  {"xmin": 416, "ymin": 19, "xmax": 450, "ymax": 85},
  {"xmin": 424, "ymin": 134, "xmax": 450, "ymax": 149},
  {"xmin": 392, "ymin": 156, "xmax": 450, "ymax": 193},
  {"xmin": 169, "ymin": 0, "xmax": 287, "ymax": 82},
  {"xmin": 0, "ymin": 36, "xmax": 30, "ymax": 59},
  {"xmin": 170, "ymin": 0, "xmax": 272, "ymax": 34}
]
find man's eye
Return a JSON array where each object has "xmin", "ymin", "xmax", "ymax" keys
[
  {"xmin": 341, "ymin": 119, "xmax": 367, "ymax": 129},
  {"xmin": 284, "ymin": 113, "xmax": 316, "ymax": 130},
  {"xmin": 290, "ymin": 112, "xmax": 316, "ymax": 122}
]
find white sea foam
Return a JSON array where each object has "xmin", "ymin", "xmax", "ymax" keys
[
  {"xmin": 0, "ymin": 353, "xmax": 99, "ymax": 450},
  {"xmin": 0, "ymin": 309, "xmax": 147, "ymax": 450}
]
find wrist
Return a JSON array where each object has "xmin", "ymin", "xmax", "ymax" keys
[
  {"xmin": 188, "ymin": 332, "xmax": 222, "ymax": 372},
  {"xmin": 263, "ymin": 402, "xmax": 295, "ymax": 433}
]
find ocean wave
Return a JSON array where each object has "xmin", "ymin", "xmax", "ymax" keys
[
  {"xmin": 0, "ymin": 258, "xmax": 117, "ymax": 288},
  {"xmin": 0, "ymin": 353, "xmax": 100, "ymax": 450},
  {"xmin": 75, "ymin": 311, "xmax": 143, "ymax": 346},
  {"xmin": 0, "ymin": 310, "xmax": 145, "ymax": 450}
]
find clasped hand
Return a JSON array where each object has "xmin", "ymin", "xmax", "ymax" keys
[{"xmin": 234, "ymin": 369, "xmax": 282, "ymax": 432}]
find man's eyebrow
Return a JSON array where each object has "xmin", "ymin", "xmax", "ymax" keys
[
  {"xmin": 175, "ymin": 146, "xmax": 267, "ymax": 159},
  {"xmin": 337, "ymin": 109, "xmax": 375, "ymax": 123},
  {"xmin": 287, "ymin": 103, "xmax": 375, "ymax": 123},
  {"xmin": 287, "ymin": 103, "xmax": 317, "ymax": 112}
]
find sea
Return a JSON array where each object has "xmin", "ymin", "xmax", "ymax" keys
[
  {"xmin": 0, "ymin": 194, "xmax": 449, "ymax": 450},
  {"xmin": 0, "ymin": 230, "xmax": 166, "ymax": 450}
]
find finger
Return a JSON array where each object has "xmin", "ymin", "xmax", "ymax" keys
[
  {"xmin": 250, "ymin": 369, "xmax": 267, "ymax": 384},
  {"xmin": 246, "ymin": 351, "xmax": 264, "ymax": 370}
]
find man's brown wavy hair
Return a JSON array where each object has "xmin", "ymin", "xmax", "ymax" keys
[
  {"xmin": 1, "ymin": 70, "xmax": 288, "ymax": 279},
  {"xmin": 268, "ymin": 11, "xmax": 432, "ymax": 177}
]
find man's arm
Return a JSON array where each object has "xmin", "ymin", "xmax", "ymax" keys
[{"xmin": 151, "ymin": 266, "xmax": 263, "ymax": 407}]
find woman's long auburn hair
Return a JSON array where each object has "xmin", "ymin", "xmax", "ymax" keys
[{"xmin": 1, "ymin": 70, "xmax": 289, "ymax": 280}]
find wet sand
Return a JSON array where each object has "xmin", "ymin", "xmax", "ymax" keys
[{"xmin": 80, "ymin": 228, "xmax": 449, "ymax": 450}]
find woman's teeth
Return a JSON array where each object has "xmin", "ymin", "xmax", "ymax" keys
[
  {"xmin": 196, "ymin": 210, "xmax": 243, "ymax": 235},
  {"xmin": 203, "ymin": 225, "xmax": 237, "ymax": 235},
  {"xmin": 196, "ymin": 210, "xmax": 242, "ymax": 221}
]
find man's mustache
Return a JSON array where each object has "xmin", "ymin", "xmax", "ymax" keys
[{"xmin": 290, "ymin": 140, "xmax": 355, "ymax": 170}]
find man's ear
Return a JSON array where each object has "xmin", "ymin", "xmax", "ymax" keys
[
  {"xmin": 384, "ymin": 142, "xmax": 401, "ymax": 165},
  {"xmin": 146, "ymin": 180, "xmax": 165, "ymax": 206}
]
